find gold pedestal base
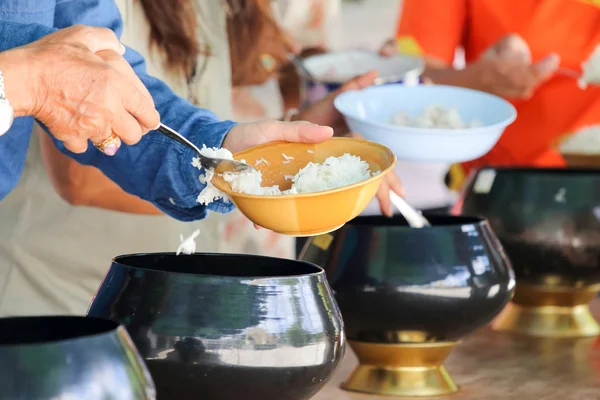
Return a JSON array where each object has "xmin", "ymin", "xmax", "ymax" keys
[
  {"xmin": 342, "ymin": 341, "xmax": 459, "ymax": 397},
  {"xmin": 492, "ymin": 284, "xmax": 600, "ymax": 338}
]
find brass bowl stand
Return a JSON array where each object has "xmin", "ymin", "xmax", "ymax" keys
[
  {"xmin": 342, "ymin": 341, "xmax": 459, "ymax": 397},
  {"xmin": 492, "ymin": 284, "xmax": 600, "ymax": 338}
]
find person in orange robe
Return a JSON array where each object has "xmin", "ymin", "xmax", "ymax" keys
[{"xmin": 382, "ymin": 0, "xmax": 600, "ymax": 189}]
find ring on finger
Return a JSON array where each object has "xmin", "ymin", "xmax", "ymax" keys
[{"xmin": 93, "ymin": 132, "xmax": 121, "ymax": 156}]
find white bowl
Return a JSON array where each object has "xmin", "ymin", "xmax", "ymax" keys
[
  {"xmin": 334, "ymin": 84, "xmax": 517, "ymax": 163},
  {"xmin": 302, "ymin": 50, "xmax": 424, "ymax": 85}
]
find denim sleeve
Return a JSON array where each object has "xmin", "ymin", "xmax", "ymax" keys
[
  {"xmin": 50, "ymin": 0, "xmax": 237, "ymax": 221},
  {"xmin": 0, "ymin": 21, "xmax": 55, "ymax": 51}
]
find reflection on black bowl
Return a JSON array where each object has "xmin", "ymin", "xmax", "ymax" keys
[
  {"xmin": 87, "ymin": 253, "xmax": 344, "ymax": 400},
  {"xmin": 299, "ymin": 214, "xmax": 514, "ymax": 397},
  {"xmin": 453, "ymin": 167, "xmax": 600, "ymax": 337},
  {"xmin": 0, "ymin": 316, "xmax": 155, "ymax": 400}
]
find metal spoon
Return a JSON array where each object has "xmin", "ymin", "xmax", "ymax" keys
[
  {"xmin": 156, "ymin": 123, "xmax": 254, "ymax": 172},
  {"xmin": 389, "ymin": 191, "xmax": 431, "ymax": 228},
  {"xmin": 289, "ymin": 53, "xmax": 318, "ymax": 81},
  {"xmin": 556, "ymin": 68, "xmax": 600, "ymax": 85}
]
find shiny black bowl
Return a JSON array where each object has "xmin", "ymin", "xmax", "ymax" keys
[
  {"xmin": 452, "ymin": 167, "xmax": 600, "ymax": 337},
  {"xmin": 453, "ymin": 167, "xmax": 600, "ymax": 287},
  {"xmin": 0, "ymin": 316, "xmax": 155, "ymax": 400},
  {"xmin": 87, "ymin": 253, "xmax": 345, "ymax": 400},
  {"xmin": 299, "ymin": 214, "xmax": 514, "ymax": 396},
  {"xmin": 300, "ymin": 214, "xmax": 515, "ymax": 342}
]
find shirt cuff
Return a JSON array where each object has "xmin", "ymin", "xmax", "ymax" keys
[{"xmin": 158, "ymin": 120, "xmax": 238, "ymax": 221}]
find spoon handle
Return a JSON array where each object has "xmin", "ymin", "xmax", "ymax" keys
[
  {"xmin": 389, "ymin": 191, "xmax": 431, "ymax": 228},
  {"xmin": 157, "ymin": 123, "xmax": 202, "ymax": 154}
]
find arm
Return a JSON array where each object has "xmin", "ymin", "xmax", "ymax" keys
[
  {"xmin": 38, "ymin": 129, "xmax": 162, "ymax": 214},
  {"xmin": 395, "ymin": 0, "xmax": 473, "ymax": 86},
  {"xmin": 48, "ymin": 0, "xmax": 236, "ymax": 221}
]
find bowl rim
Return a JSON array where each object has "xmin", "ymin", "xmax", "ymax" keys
[
  {"xmin": 299, "ymin": 49, "xmax": 424, "ymax": 84},
  {"xmin": 348, "ymin": 213, "xmax": 491, "ymax": 229},
  {"xmin": 0, "ymin": 316, "xmax": 120, "ymax": 347},
  {"xmin": 473, "ymin": 166, "xmax": 600, "ymax": 174},
  {"xmin": 212, "ymin": 137, "xmax": 397, "ymax": 199},
  {"xmin": 111, "ymin": 252, "xmax": 327, "ymax": 279},
  {"xmin": 333, "ymin": 84, "xmax": 518, "ymax": 135}
]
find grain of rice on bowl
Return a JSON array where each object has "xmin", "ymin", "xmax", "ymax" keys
[{"xmin": 191, "ymin": 138, "xmax": 396, "ymax": 236}]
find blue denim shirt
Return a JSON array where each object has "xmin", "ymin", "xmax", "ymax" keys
[{"xmin": 0, "ymin": 0, "xmax": 236, "ymax": 221}]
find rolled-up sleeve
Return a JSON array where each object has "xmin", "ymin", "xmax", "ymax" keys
[
  {"xmin": 49, "ymin": 0, "xmax": 237, "ymax": 221},
  {"xmin": 396, "ymin": 0, "xmax": 467, "ymax": 65}
]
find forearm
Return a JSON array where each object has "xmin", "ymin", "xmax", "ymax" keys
[
  {"xmin": 420, "ymin": 56, "xmax": 488, "ymax": 92},
  {"xmin": 422, "ymin": 66, "xmax": 484, "ymax": 91},
  {"xmin": 48, "ymin": 0, "xmax": 237, "ymax": 221}
]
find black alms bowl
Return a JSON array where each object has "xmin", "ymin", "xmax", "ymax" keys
[
  {"xmin": 0, "ymin": 316, "xmax": 155, "ymax": 400},
  {"xmin": 299, "ymin": 215, "xmax": 515, "ymax": 343},
  {"xmin": 87, "ymin": 253, "xmax": 345, "ymax": 400},
  {"xmin": 453, "ymin": 168, "xmax": 600, "ymax": 286}
]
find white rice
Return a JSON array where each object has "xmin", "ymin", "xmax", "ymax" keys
[
  {"xmin": 559, "ymin": 125, "xmax": 600, "ymax": 154},
  {"xmin": 254, "ymin": 158, "xmax": 269, "ymax": 166},
  {"xmin": 192, "ymin": 147, "xmax": 377, "ymax": 202},
  {"xmin": 392, "ymin": 105, "xmax": 482, "ymax": 129},
  {"xmin": 176, "ymin": 229, "xmax": 200, "ymax": 255},
  {"xmin": 193, "ymin": 145, "xmax": 234, "ymax": 205},
  {"xmin": 282, "ymin": 153, "xmax": 294, "ymax": 160},
  {"xmin": 579, "ymin": 45, "xmax": 600, "ymax": 89},
  {"xmin": 223, "ymin": 153, "xmax": 376, "ymax": 196}
]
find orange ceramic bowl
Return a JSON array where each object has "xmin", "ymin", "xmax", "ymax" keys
[{"xmin": 211, "ymin": 137, "xmax": 397, "ymax": 236}]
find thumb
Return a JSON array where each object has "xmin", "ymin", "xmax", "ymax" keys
[
  {"xmin": 532, "ymin": 53, "xmax": 560, "ymax": 81},
  {"xmin": 379, "ymin": 39, "xmax": 398, "ymax": 57},
  {"xmin": 336, "ymin": 70, "xmax": 379, "ymax": 95},
  {"xmin": 264, "ymin": 121, "xmax": 334, "ymax": 143}
]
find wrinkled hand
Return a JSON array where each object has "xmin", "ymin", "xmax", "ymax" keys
[
  {"xmin": 16, "ymin": 25, "xmax": 160, "ymax": 154},
  {"xmin": 294, "ymin": 70, "xmax": 379, "ymax": 135}
]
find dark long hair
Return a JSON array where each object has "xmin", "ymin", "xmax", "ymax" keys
[{"xmin": 138, "ymin": 0, "xmax": 290, "ymax": 86}]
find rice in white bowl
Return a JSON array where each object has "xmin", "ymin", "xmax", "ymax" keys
[
  {"xmin": 560, "ymin": 125, "xmax": 600, "ymax": 155},
  {"xmin": 392, "ymin": 105, "xmax": 482, "ymax": 129},
  {"xmin": 579, "ymin": 45, "xmax": 600, "ymax": 89},
  {"xmin": 192, "ymin": 148, "xmax": 378, "ymax": 202}
]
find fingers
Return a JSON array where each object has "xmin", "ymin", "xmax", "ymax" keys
[
  {"xmin": 67, "ymin": 25, "xmax": 125, "ymax": 55},
  {"xmin": 284, "ymin": 121, "xmax": 334, "ymax": 143},
  {"xmin": 63, "ymin": 138, "xmax": 90, "ymax": 154},
  {"xmin": 120, "ymin": 81, "xmax": 161, "ymax": 132},
  {"xmin": 97, "ymin": 50, "xmax": 153, "ymax": 102},
  {"xmin": 97, "ymin": 50, "xmax": 159, "ymax": 132},
  {"xmin": 379, "ymin": 39, "xmax": 398, "ymax": 57},
  {"xmin": 337, "ymin": 70, "xmax": 379, "ymax": 94},
  {"xmin": 532, "ymin": 53, "xmax": 560, "ymax": 81},
  {"xmin": 386, "ymin": 171, "xmax": 406, "ymax": 197},
  {"xmin": 111, "ymin": 107, "xmax": 144, "ymax": 146},
  {"xmin": 376, "ymin": 181, "xmax": 394, "ymax": 217},
  {"xmin": 263, "ymin": 120, "xmax": 334, "ymax": 144}
]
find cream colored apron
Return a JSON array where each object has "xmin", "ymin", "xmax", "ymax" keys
[{"xmin": 0, "ymin": 0, "xmax": 293, "ymax": 317}]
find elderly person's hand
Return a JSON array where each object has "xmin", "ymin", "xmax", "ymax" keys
[
  {"xmin": 378, "ymin": 35, "xmax": 559, "ymax": 99},
  {"xmin": 4, "ymin": 25, "xmax": 159, "ymax": 155}
]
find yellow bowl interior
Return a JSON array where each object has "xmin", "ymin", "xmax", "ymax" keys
[{"xmin": 211, "ymin": 137, "xmax": 396, "ymax": 236}]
